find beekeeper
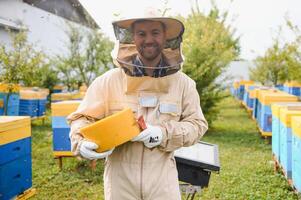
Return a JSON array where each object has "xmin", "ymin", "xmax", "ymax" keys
[{"xmin": 68, "ymin": 10, "xmax": 208, "ymax": 200}]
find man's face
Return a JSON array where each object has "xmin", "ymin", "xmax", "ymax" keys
[{"xmin": 132, "ymin": 21, "xmax": 166, "ymax": 61}]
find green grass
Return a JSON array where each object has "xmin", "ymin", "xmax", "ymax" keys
[{"xmin": 30, "ymin": 97, "xmax": 301, "ymax": 199}]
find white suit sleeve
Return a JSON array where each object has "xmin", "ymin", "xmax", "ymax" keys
[
  {"xmin": 67, "ymin": 77, "xmax": 107, "ymax": 156},
  {"xmin": 159, "ymin": 81, "xmax": 208, "ymax": 152}
]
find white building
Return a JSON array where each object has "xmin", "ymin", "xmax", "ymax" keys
[{"xmin": 0, "ymin": 0, "xmax": 98, "ymax": 56}]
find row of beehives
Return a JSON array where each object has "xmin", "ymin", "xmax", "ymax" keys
[
  {"xmin": 0, "ymin": 100, "xmax": 81, "ymax": 200},
  {"xmin": 230, "ymin": 80, "xmax": 301, "ymax": 193},
  {"xmin": 0, "ymin": 83, "xmax": 86, "ymax": 118}
]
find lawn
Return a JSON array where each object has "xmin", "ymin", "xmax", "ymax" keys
[{"xmin": 30, "ymin": 96, "xmax": 301, "ymax": 199}]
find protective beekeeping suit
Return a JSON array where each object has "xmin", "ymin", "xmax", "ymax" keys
[{"xmin": 68, "ymin": 10, "xmax": 208, "ymax": 200}]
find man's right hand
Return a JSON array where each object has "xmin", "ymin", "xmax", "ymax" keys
[{"xmin": 79, "ymin": 141, "xmax": 113, "ymax": 160}]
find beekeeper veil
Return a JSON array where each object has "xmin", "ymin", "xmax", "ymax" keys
[{"xmin": 111, "ymin": 12, "xmax": 185, "ymax": 77}]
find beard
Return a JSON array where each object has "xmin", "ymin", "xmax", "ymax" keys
[{"xmin": 137, "ymin": 43, "xmax": 163, "ymax": 61}]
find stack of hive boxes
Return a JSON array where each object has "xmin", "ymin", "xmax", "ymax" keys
[
  {"xmin": 257, "ymin": 90, "xmax": 298, "ymax": 136},
  {"xmin": 291, "ymin": 116, "xmax": 301, "ymax": 193},
  {"xmin": 51, "ymin": 100, "xmax": 81, "ymax": 157},
  {"xmin": 0, "ymin": 116, "xmax": 33, "ymax": 199},
  {"xmin": 0, "ymin": 83, "xmax": 20, "ymax": 116},
  {"xmin": 284, "ymin": 81, "xmax": 301, "ymax": 97}
]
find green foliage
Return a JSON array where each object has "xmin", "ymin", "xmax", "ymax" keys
[
  {"xmin": 181, "ymin": 5, "xmax": 240, "ymax": 124},
  {"xmin": 250, "ymin": 41, "xmax": 291, "ymax": 86},
  {"xmin": 0, "ymin": 29, "xmax": 58, "ymax": 88},
  {"xmin": 250, "ymin": 20, "xmax": 301, "ymax": 85},
  {"xmin": 54, "ymin": 24, "xmax": 113, "ymax": 90}
]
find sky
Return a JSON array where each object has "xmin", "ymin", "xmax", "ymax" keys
[{"xmin": 79, "ymin": 0, "xmax": 301, "ymax": 60}]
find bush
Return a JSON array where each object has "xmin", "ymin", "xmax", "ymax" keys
[{"xmin": 181, "ymin": 5, "xmax": 240, "ymax": 124}]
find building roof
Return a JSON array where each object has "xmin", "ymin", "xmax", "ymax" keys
[{"xmin": 23, "ymin": 0, "xmax": 99, "ymax": 29}]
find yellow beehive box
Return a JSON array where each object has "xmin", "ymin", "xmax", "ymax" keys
[
  {"xmin": 71, "ymin": 92, "xmax": 85, "ymax": 100},
  {"xmin": 53, "ymin": 85, "xmax": 64, "ymax": 90},
  {"xmin": 80, "ymin": 108, "xmax": 141, "ymax": 153},
  {"xmin": 51, "ymin": 93, "xmax": 73, "ymax": 101},
  {"xmin": 36, "ymin": 91, "xmax": 48, "ymax": 100},
  {"xmin": 292, "ymin": 116, "xmax": 301, "ymax": 138},
  {"xmin": 0, "ymin": 116, "xmax": 31, "ymax": 145},
  {"xmin": 280, "ymin": 107, "xmax": 301, "ymax": 127},
  {"xmin": 239, "ymin": 80, "xmax": 254, "ymax": 86},
  {"xmin": 272, "ymin": 103, "xmax": 301, "ymax": 119},
  {"xmin": 253, "ymin": 87, "xmax": 273, "ymax": 99},
  {"xmin": 284, "ymin": 81, "xmax": 301, "ymax": 87},
  {"xmin": 20, "ymin": 90, "xmax": 39, "ymax": 100},
  {"xmin": 79, "ymin": 85, "xmax": 87, "ymax": 92},
  {"xmin": 51, "ymin": 100, "xmax": 81, "ymax": 116},
  {"xmin": 0, "ymin": 83, "xmax": 20, "ymax": 93},
  {"xmin": 260, "ymin": 92, "xmax": 298, "ymax": 106},
  {"xmin": 40, "ymin": 88, "xmax": 50, "ymax": 96},
  {"xmin": 233, "ymin": 82, "xmax": 239, "ymax": 89}
]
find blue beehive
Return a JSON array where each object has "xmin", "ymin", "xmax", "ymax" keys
[
  {"xmin": 291, "ymin": 116, "xmax": 301, "ymax": 193},
  {"xmin": 0, "ymin": 116, "xmax": 33, "ymax": 200},
  {"xmin": 284, "ymin": 81, "xmax": 301, "ymax": 97},
  {"xmin": 51, "ymin": 101, "xmax": 81, "ymax": 157},
  {"xmin": 279, "ymin": 108, "xmax": 301, "ymax": 179},
  {"xmin": 257, "ymin": 90, "xmax": 298, "ymax": 137},
  {"xmin": 245, "ymin": 85, "xmax": 258, "ymax": 111},
  {"xmin": 0, "ymin": 93, "xmax": 20, "ymax": 116},
  {"xmin": 271, "ymin": 103, "xmax": 301, "ymax": 163},
  {"xmin": 19, "ymin": 90, "xmax": 39, "ymax": 117},
  {"xmin": 237, "ymin": 80, "xmax": 254, "ymax": 101}
]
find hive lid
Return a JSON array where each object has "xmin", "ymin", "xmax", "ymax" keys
[
  {"xmin": 20, "ymin": 90, "xmax": 39, "ymax": 99},
  {"xmin": 51, "ymin": 93, "xmax": 73, "ymax": 100},
  {"xmin": 80, "ymin": 108, "xmax": 140, "ymax": 153},
  {"xmin": 174, "ymin": 141, "xmax": 220, "ymax": 171},
  {"xmin": 284, "ymin": 81, "xmax": 301, "ymax": 87},
  {"xmin": 260, "ymin": 93, "xmax": 298, "ymax": 105},
  {"xmin": 0, "ymin": 116, "xmax": 31, "ymax": 132},
  {"xmin": 292, "ymin": 116, "xmax": 301, "ymax": 138},
  {"xmin": 51, "ymin": 100, "xmax": 81, "ymax": 116},
  {"xmin": 279, "ymin": 107, "xmax": 301, "ymax": 127},
  {"xmin": 271, "ymin": 103, "xmax": 301, "ymax": 118},
  {"xmin": 239, "ymin": 80, "xmax": 254, "ymax": 86}
]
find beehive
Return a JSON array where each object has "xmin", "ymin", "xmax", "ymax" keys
[
  {"xmin": 279, "ymin": 107, "xmax": 301, "ymax": 178},
  {"xmin": 271, "ymin": 103, "xmax": 301, "ymax": 162},
  {"xmin": 51, "ymin": 100, "xmax": 81, "ymax": 157},
  {"xmin": 291, "ymin": 116, "xmax": 301, "ymax": 192},
  {"xmin": 257, "ymin": 91, "xmax": 298, "ymax": 136},
  {"xmin": 284, "ymin": 81, "xmax": 301, "ymax": 96},
  {"xmin": 0, "ymin": 116, "xmax": 32, "ymax": 199}
]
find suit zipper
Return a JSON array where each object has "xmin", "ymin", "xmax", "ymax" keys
[
  {"xmin": 140, "ymin": 107, "xmax": 148, "ymax": 200},
  {"xmin": 140, "ymin": 145, "xmax": 145, "ymax": 200}
]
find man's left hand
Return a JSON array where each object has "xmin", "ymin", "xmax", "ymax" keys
[{"xmin": 132, "ymin": 124, "xmax": 163, "ymax": 148}]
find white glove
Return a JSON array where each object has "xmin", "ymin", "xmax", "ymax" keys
[
  {"xmin": 132, "ymin": 124, "xmax": 163, "ymax": 148},
  {"xmin": 79, "ymin": 141, "xmax": 113, "ymax": 160}
]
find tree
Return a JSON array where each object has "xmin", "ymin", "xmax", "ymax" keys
[
  {"xmin": 181, "ymin": 4, "xmax": 240, "ymax": 124},
  {"xmin": 55, "ymin": 24, "xmax": 113, "ymax": 90},
  {"xmin": 0, "ymin": 29, "xmax": 56, "ymax": 115},
  {"xmin": 250, "ymin": 41, "xmax": 289, "ymax": 86}
]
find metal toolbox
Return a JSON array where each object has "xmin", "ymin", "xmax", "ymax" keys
[{"xmin": 174, "ymin": 141, "xmax": 220, "ymax": 188}]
